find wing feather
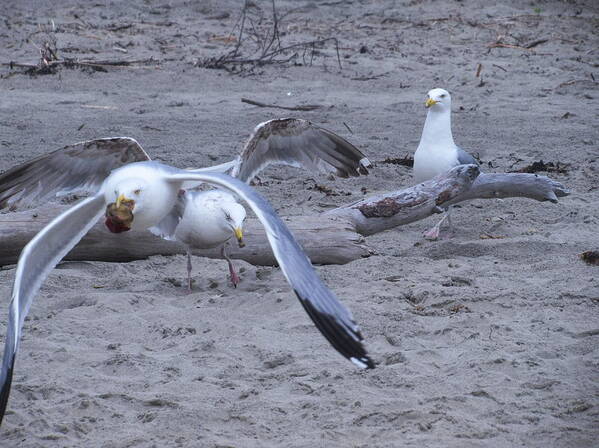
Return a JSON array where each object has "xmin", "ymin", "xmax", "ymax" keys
[
  {"xmin": 148, "ymin": 191, "xmax": 186, "ymax": 240},
  {"xmin": 457, "ymin": 146, "xmax": 479, "ymax": 166},
  {"xmin": 164, "ymin": 169, "xmax": 374, "ymax": 369},
  {"xmin": 0, "ymin": 194, "xmax": 106, "ymax": 424},
  {"xmin": 0, "ymin": 137, "xmax": 149, "ymax": 211},
  {"xmin": 232, "ymin": 118, "xmax": 370, "ymax": 183}
]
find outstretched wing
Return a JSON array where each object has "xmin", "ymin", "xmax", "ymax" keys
[
  {"xmin": 0, "ymin": 194, "xmax": 105, "ymax": 425},
  {"xmin": 164, "ymin": 168, "xmax": 374, "ymax": 369},
  {"xmin": 231, "ymin": 118, "xmax": 371, "ymax": 183},
  {"xmin": 0, "ymin": 137, "xmax": 150, "ymax": 211}
]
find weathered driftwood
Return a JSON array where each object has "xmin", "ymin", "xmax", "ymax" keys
[
  {"xmin": 327, "ymin": 165, "xmax": 569, "ymax": 236},
  {"xmin": 327, "ymin": 164, "xmax": 479, "ymax": 236},
  {"xmin": 0, "ymin": 211, "xmax": 370, "ymax": 267},
  {"xmin": 449, "ymin": 172, "xmax": 569, "ymax": 204},
  {"xmin": 0, "ymin": 164, "xmax": 569, "ymax": 266}
]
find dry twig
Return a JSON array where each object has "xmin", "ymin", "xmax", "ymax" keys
[
  {"xmin": 198, "ymin": 0, "xmax": 342, "ymax": 73},
  {"xmin": 241, "ymin": 98, "xmax": 323, "ymax": 111},
  {"xmin": 3, "ymin": 58, "xmax": 160, "ymax": 76}
]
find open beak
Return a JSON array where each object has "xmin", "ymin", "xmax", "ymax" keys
[
  {"xmin": 425, "ymin": 98, "xmax": 437, "ymax": 108},
  {"xmin": 234, "ymin": 227, "xmax": 245, "ymax": 248}
]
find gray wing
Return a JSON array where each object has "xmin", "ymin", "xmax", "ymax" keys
[
  {"xmin": 0, "ymin": 194, "xmax": 105, "ymax": 425},
  {"xmin": 164, "ymin": 169, "xmax": 374, "ymax": 369},
  {"xmin": 231, "ymin": 118, "xmax": 371, "ymax": 183},
  {"xmin": 186, "ymin": 159, "xmax": 238, "ymax": 176},
  {"xmin": 457, "ymin": 147, "xmax": 479, "ymax": 166},
  {"xmin": 148, "ymin": 190, "xmax": 187, "ymax": 240},
  {"xmin": 0, "ymin": 137, "xmax": 150, "ymax": 211}
]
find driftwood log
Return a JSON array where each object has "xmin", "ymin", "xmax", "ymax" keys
[
  {"xmin": 0, "ymin": 212, "xmax": 370, "ymax": 267},
  {"xmin": 327, "ymin": 166, "xmax": 569, "ymax": 236},
  {"xmin": 0, "ymin": 165, "xmax": 569, "ymax": 266}
]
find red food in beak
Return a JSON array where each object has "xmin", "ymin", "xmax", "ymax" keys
[
  {"xmin": 104, "ymin": 216, "xmax": 131, "ymax": 233},
  {"xmin": 105, "ymin": 200, "xmax": 134, "ymax": 233}
]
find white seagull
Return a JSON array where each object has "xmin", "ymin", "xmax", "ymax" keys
[
  {"xmin": 413, "ymin": 88, "xmax": 479, "ymax": 239},
  {"xmin": 0, "ymin": 159, "xmax": 375, "ymax": 426},
  {"xmin": 0, "ymin": 119, "xmax": 370, "ymax": 290},
  {"xmin": 149, "ymin": 118, "xmax": 371, "ymax": 289},
  {"xmin": 156, "ymin": 189, "xmax": 248, "ymax": 290}
]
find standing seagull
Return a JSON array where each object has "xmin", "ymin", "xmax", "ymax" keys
[
  {"xmin": 0, "ymin": 160, "xmax": 374, "ymax": 426},
  {"xmin": 150, "ymin": 118, "xmax": 371, "ymax": 289},
  {"xmin": 413, "ymin": 88, "xmax": 479, "ymax": 239},
  {"xmin": 158, "ymin": 189, "xmax": 248, "ymax": 290},
  {"xmin": 0, "ymin": 119, "xmax": 370, "ymax": 289}
]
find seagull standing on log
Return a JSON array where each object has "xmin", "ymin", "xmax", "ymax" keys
[{"xmin": 413, "ymin": 88, "xmax": 479, "ymax": 240}]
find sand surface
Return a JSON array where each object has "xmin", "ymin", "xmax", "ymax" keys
[{"xmin": 0, "ymin": 0, "xmax": 598, "ymax": 446}]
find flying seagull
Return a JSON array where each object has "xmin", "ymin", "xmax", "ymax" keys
[
  {"xmin": 0, "ymin": 160, "xmax": 374, "ymax": 426},
  {"xmin": 0, "ymin": 118, "xmax": 370, "ymax": 289},
  {"xmin": 413, "ymin": 88, "xmax": 479, "ymax": 239}
]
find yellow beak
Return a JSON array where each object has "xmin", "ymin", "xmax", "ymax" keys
[
  {"xmin": 425, "ymin": 98, "xmax": 438, "ymax": 108},
  {"xmin": 116, "ymin": 193, "xmax": 126, "ymax": 208},
  {"xmin": 234, "ymin": 227, "xmax": 245, "ymax": 248}
]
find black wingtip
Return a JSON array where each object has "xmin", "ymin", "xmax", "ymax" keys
[
  {"xmin": 361, "ymin": 356, "xmax": 376, "ymax": 370},
  {"xmin": 0, "ymin": 358, "xmax": 15, "ymax": 427},
  {"xmin": 293, "ymin": 291, "xmax": 375, "ymax": 370}
]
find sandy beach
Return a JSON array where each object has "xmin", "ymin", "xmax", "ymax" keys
[{"xmin": 0, "ymin": 0, "xmax": 598, "ymax": 446}]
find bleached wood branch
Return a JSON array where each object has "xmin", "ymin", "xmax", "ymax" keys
[
  {"xmin": 326, "ymin": 164, "xmax": 480, "ymax": 236},
  {"xmin": 0, "ymin": 164, "xmax": 569, "ymax": 266},
  {"xmin": 0, "ymin": 212, "xmax": 370, "ymax": 267},
  {"xmin": 326, "ymin": 165, "xmax": 569, "ymax": 236}
]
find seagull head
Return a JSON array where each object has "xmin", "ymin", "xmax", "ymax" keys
[
  {"xmin": 104, "ymin": 179, "xmax": 146, "ymax": 233},
  {"xmin": 425, "ymin": 88, "xmax": 451, "ymax": 110},
  {"xmin": 221, "ymin": 202, "xmax": 247, "ymax": 248}
]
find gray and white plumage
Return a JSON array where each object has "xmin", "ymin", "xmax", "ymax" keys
[
  {"xmin": 0, "ymin": 119, "xmax": 371, "ymax": 285},
  {"xmin": 0, "ymin": 161, "xmax": 374, "ymax": 426},
  {"xmin": 170, "ymin": 190, "xmax": 244, "ymax": 247},
  {"xmin": 152, "ymin": 189, "xmax": 246, "ymax": 289},
  {"xmin": 0, "ymin": 119, "xmax": 370, "ymax": 212},
  {"xmin": 153, "ymin": 118, "xmax": 370, "ymax": 287},
  {"xmin": 0, "ymin": 137, "xmax": 150, "ymax": 211},
  {"xmin": 413, "ymin": 88, "xmax": 479, "ymax": 240},
  {"xmin": 413, "ymin": 88, "xmax": 478, "ymax": 183},
  {"xmin": 231, "ymin": 118, "xmax": 370, "ymax": 182}
]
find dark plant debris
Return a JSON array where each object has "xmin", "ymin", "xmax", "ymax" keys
[
  {"xmin": 305, "ymin": 180, "xmax": 351, "ymax": 197},
  {"xmin": 379, "ymin": 154, "xmax": 414, "ymax": 167},
  {"xmin": 196, "ymin": 0, "xmax": 342, "ymax": 74},
  {"xmin": 5, "ymin": 57, "xmax": 159, "ymax": 77},
  {"xmin": 580, "ymin": 251, "xmax": 599, "ymax": 266},
  {"xmin": 509, "ymin": 160, "xmax": 570, "ymax": 174}
]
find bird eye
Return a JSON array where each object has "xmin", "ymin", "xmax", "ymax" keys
[
  {"xmin": 224, "ymin": 212, "xmax": 231, "ymax": 220},
  {"xmin": 440, "ymin": 94, "xmax": 446, "ymax": 98},
  {"xmin": 134, "ymin": 189, "xmax": 141, "ymax": 195}
]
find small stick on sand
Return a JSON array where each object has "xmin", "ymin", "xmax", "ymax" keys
[
  {"xmin": 475, "ymin": 63, "xmax": 483, "ymax": 78},
  {"xmin": 241, "ymin": 97, "xmax": 323, "ymax": 111}
]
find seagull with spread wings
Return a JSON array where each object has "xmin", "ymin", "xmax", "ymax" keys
[
  {"xmin": 0, "ymin": 118, "xmax": 370, "ymax": 289},
  {"xmin": 0, "ymin": 120, "xmax": 374, "ymax": 426}
]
